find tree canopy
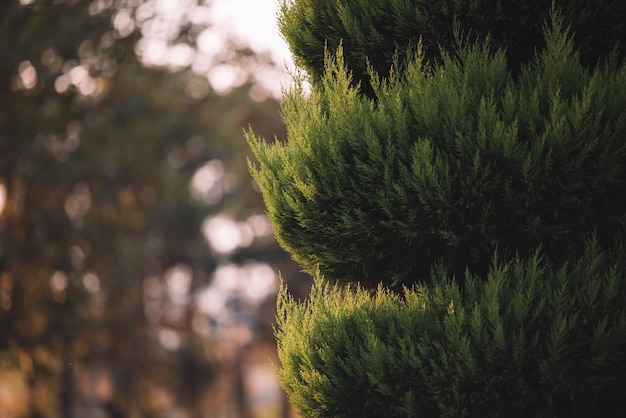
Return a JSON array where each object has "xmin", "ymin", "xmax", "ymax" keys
[
  {"xmin": 250, "ymin": 3, "xmax": 626, "ymax": 416},
  {"xmin": 249, "ymin": 15, "xmax": 626, "ymax": 287},
  {"xmin": 278, "ymin": 0, "xmax": 626, "ymax": 98}
]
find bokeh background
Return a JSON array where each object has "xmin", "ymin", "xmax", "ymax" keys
[{"xmin": 0, "ymin": 0, "xmax": 313, "ymax": 416}]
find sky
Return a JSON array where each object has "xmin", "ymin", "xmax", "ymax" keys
[
  {"xmin": 209, "ymin": 0, "xmax": 292, "ymax": 63},
  {"xmin": 203, "ymin": 0, "xmax": 296, "ymax": 97},
  {"xmin": 132, "ymin": 0, "xmax": 296, "ymax": 99}
]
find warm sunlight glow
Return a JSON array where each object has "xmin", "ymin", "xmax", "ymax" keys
[
  {"xmin": 202, "ymin": 215, "xmax": 242, "ymax": 254},
  {"xmin": 241, "ymin": 262, "xmax": 277, "ymax": 302},
  {"xmin": 201, "ymin": 211, "xmax": 274, "ymax": 255},
  {"xmin": 64, "ymin": 182, "xmax": 91, "ymax": 219},
  {"xmin": 206, "ymin": 0, "xmax": 295, "ymax": 97},
  {"xmin": 207, "ymin": 64, "xmax": 247, "ymax": 94},
  {"xmin": 195, "ymin": 261, "xmax": 278, "ymax": 320},
  {"xmin": 0, "ymin": 183, "xmax": 6, "ymax": 215},
  {"xmin": 50, "ymin": 271, "xmax": 69, "ymax": 293},
  {"xmin": 18, "ymin": 61, "xmax": 37, "ymax": 90},
  {"xmin": 209, "ymin": 0, "xmax": 292, "ymax": 63},
  {"xmin": 82, "ymin": 272, "xmax": 101, "ymax": 294},
  {"xmin": 158, "ymin": 328, "xmax": 182, "ymax": 351},
  {"xmin": 190, "ymin": 159, "xmax": 225, "ymax": 204},
  {"xmin": 246, "ymin": 214, "xmax": 273, "ymax": 238},
  {"xmin": 50, "ymin": 271, "xmax": 69, "ymax": 304},
  {"xmin": 0, "ymin": 369, "xmax": 29, "ymax": 418},
  {"xmin": 164, "ymin": 264, "xmax": 192, "ymax": 305},
  {"xmin": 135, "ymin": 0, "xmax": 296, "ymax": 98}
]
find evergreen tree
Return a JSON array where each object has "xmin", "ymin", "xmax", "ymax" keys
[
  {"xmin": 249, "ymin": 15, "xmax": 626, "ymax": 288},
  {"xmin": 275, "ymin": 242, "xmax": 626, "ymax": 417},
  {"xmin": 278, "ymin": 0, "xmax": 626, "ymax": 98},
  {"xmin": 247, "ymin": 3, "xmax": 626, "ymax": 417}
]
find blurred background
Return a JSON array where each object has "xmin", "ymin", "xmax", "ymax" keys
[{"xmin": 0, "ymin": 0, "xmax": 313, "ymax": 416}]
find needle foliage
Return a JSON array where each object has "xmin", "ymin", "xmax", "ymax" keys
[
  {"xmin": 247, "ymin": 5, "xmax": 626, "ymax": 417},
  {"xmin": 275, "ymin": 241, "xmax": 626, "ymax": 418},
  {"xmin": 278, "ymin": 0, "xmax": 626, "ymax": 98},
  {"xmin": 248, "ymin": 16, "xmax": 626, "ymax": 288}
]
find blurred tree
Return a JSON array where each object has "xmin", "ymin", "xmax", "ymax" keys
[{"xmin": 0, "ymin": 0, "xmax": 293, "ymax": 416}]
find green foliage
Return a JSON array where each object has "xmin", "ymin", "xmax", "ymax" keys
[
  {"xmin": 275, "ymin": 241, "xmax": 626, "ymax": 417},
  {"xmin": 278, "ymin": 0, "xmax": 626, "ymax": 97},
  {"xmin": 248, "ymin": 16, "xmax": 626, "ymax": 288},
  {"xmin": 261, "ymin": 6, "xmax": 626, "ymax": 417}
]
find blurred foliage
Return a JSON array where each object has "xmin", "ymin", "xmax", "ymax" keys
[{"xmin": 0, "ymin": 0, "xmax": 298, "ymax": 416}]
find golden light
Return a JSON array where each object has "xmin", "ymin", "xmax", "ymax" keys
[{"xmin": 0, "ymin": 183, "xmax": 6, "ymax": 216}]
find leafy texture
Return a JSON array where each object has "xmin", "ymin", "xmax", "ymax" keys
[
  {"xmin": 248, "ymin": 17, "xmax": 626, "ymax": 288},
  {"xmin": 278, "ymin": 0, "xmax": 626, "ymax": 98},
  {"xmin": 275, "ymin": 242, "xmax": 626, "ymax": 418},
  {"xmin": 256, "ymin": 7, "xmax": 626, "ymax": 418}
]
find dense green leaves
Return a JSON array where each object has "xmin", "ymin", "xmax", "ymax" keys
[
  {"xmin": 278, "ymin": 0, "xmax": 626, "ymax": 97},
  {"xmin": 275, "ymin": 242, "xmax": 626, "ymax": 417},
  {"xmin": 257, "ymin": 5, "xmax": 626, "ymax": 417},
  {"xmin": 248, "ymin": 17, "xmax": 626, "ymax": 287}
]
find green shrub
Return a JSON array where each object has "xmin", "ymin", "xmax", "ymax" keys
[
  {"xmin": 275, "ymin": 242, "xmax": 626, "ymax": 418},
  {"xmin": 278, "ymin": 0, "xmax": 626, "ymax": 97},
  {"xmin": 248, "ymin": 16, "xmax": 626, "ymax": 288}
]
